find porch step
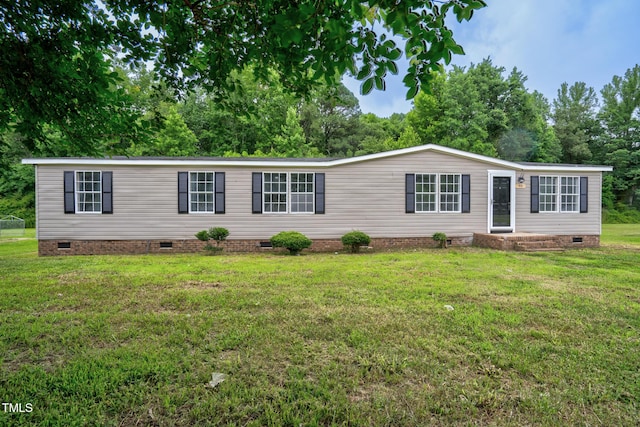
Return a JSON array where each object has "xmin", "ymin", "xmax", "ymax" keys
[{"xmin": 514, "ymin": 240, "xmax": 565, "ymax": 252}]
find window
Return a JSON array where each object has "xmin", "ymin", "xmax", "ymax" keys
[
  {"xmin": 290, "ymin": 173, "xmax": 314, "ymax": 213},
  {"xmin": 76, "ymin": 171, "xmax": 102, "ymax": 213},
  {"xmin": 189, "ymin": 172, "xmax": 214, "ymax": 213},
  {"xmin": 539, "ymin": 176, "xmax": 557, "ymax": 212},
  {"xmin": 415, "ymin": 174, "xmax": 437, "ymax": 212},
  {"xmin": 538, "ymin": 176, "xmax": 580, "ymax": 213},
  {"xmin": 413, "ymin": 174, "xmax": 461, "ymax": 213},
  {"xmin": 263, "ymin": 172, "xmax": 288, "ymax": 213},
  {"xmin": 440, "ymin": 174, "xmax": 461, "ymax": 212},
  {"xmin": 254, "ymin": 172, "xmax": 324, "ymax": 214},
  {"xmin": 560, "ymin": 177, "xmax": 579, "ymax": 212}
]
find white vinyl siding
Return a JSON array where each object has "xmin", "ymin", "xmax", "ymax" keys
[
  {"xmin": 189, "ymin": 172, "xmax": 214, "ymax": 213},
  {"xmin": 31, "ymin": 150, "xmax": 605, "ymax": 241},
  {"xmin": 76, "ymin": 171, "xmax": 102, "ymax": 213}
]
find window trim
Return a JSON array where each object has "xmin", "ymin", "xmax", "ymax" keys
[
  {"xmin": 290, "ymin": 172, "xmax": 315, "ymax": 214},
  {"xmin": 262, "ymin": 172, "xmax": 289, "ymax": 214},
  {"xmin": 75, "ymin": 170, "xmax": 103, "ymax": 214},
  {"xmin": 414, "ymin": 173, "xmax": 462, "ymax": 214},
  {"xmin": 188, "ymin": 171, "xmax": 215, "ymax": 214}
]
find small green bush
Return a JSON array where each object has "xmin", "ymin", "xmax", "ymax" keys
[
  {"xmin": 208, "ymin": 227, "xmax": 229, "ymax": 244},
  {"xmin": 270, "ymin": 231, "xmax": 312, "ymax": 255},
  {"xmin": 195, "ymin": 227, "xmax": 229, "ymax": 254},
  {"xmin": 341, "ymin": 231, "xmax": 371, "ymax": 253},
  {"xmin": 432, "ymin": 232, "xmax": 447, "ymax": 248},
  {"xmin": 195, "ymin": 230, "xmax": 209, "ymax": 242}
]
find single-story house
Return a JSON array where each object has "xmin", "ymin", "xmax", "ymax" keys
[{"xmin": 22, "ymin": 144, "xmax": 613, "ymax": 255}]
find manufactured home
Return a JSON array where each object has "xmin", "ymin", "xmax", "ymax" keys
[{"xmin": 23, "ymin": 144, "xmax": 612, "ymax": 255}]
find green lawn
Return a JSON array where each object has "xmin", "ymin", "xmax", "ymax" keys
[{"xmin": 1, "ymin": 227, "xmax": 639, "ymax": 426}]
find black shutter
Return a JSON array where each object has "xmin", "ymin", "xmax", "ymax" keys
[
  {"xmin": 215, "ymin": 172, "xmax": 225, "ymax": 214},
  {"xmin": 315, "ymin": 173, "xmax": 325, "ymax": 214},
  {"xmin": 252, "ymin": 172, "xmax": 262, "ymax": 214},
  {"xmin": 405, "ymin": 174, "xmax": 415, "ymax": 213},
  {"xmin": 178, "ymin": 172, "xmax": 189, "ymax": 214},
  {"xmin": 64, "ymin": 171, "xmax": 75, "ymax": 214},
  {"xmin": 102, "ymin": 171, "xmax": 113, "ymax": 214},
  {"xmin": 580, "ymin": 176, "xmax": 588, "ymax": 213},
  {"xmin": 530, "ymin": 176, "xmax": 539, "ymax": 213},
  {"xmin": 461, "ymin": 174, "xmax": 470, "ymax": 213}
]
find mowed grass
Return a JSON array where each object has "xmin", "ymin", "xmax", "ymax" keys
[{"xmin": 1, "ymin": 227, "xmax": 639, "ymax": 426}]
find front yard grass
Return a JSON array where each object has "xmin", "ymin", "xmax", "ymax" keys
[{"xmin": 1, "ymin": 227, "xmax": 639, "ymax": 426}]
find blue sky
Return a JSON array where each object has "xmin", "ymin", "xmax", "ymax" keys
[{"xmin": 343, "ymin": 0, "xmax": 640, "ymax": 117}]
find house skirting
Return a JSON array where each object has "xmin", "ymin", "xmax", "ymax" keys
[{"xmin": 38, "ymin": 235, "xmax": 475, "ymax": 256}]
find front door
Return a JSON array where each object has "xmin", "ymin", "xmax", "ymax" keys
[{"xmin": 489, "ymin": 172, "xmax": 515, "ymax": 233}]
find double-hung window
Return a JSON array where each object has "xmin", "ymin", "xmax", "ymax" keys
[
  {"xmin": 76, "ymin": 171, "xmax": 102, "ymax": 213},
  {"xmin": 253, "ymin": 172, "xmax": 324, "ymax": 214},
  {"xmin": 414, "ymin": 173, "xmax": 461, "ymax": 213},
  {"xmin": 263, "ymin": 172, "xmax": 288, "ymax": 213},
  {"xmin": 538, "ymin": 176, "xmax": 579, "ymax": 213},
  {"xmin": 190, "ymin": 172, "xmax": 214, "ymax": 213},
  {"xmin": 64, "ymin": 170, "xmax": 112, "ymax": 214},
  {"xmin": 539, "ymin": 176, "xmax": 558, "ymax": 212},
  {"xmin": 290, "ymin": 173, "xmax": 315, "ymax": 213},
  {"xmin": 560, "ymin": 177, "xmax": 580, "ymax": 212},
  {"xmin": 178, "ymin": 171, "xmax": 225, "ymax": 214}
]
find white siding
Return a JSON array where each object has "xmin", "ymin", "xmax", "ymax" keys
[
  {"xmin": 515, "ymin": 172, "xmax": 602, "ymax": 234},
  {"xmin": 33, "ymin": 151, "xmax": 605, "ymax": 241}
]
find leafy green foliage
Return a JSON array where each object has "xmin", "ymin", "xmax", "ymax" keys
[
  {"xmin": 598, "ymin": 65, "xmax": 640, "ymax": 207},
  {"xmin": 432, "ymin": 232, "xmax": 448, "ymax": 248},
  {"xmin": 1, "ymin": 0, "xmax": 486, "ymax": 153},
  {"xmin": 195, "ymin": 230, "xmax": 210, "ymax": 242},
  {"xmin": 270, "ymin": 231, "xmax": 312, "ymax": 255},
  {"xmin": 207, "ymin": 227, "xmax": 229, "ymax": 245},
  {"xmin": 341, "ymin": 231, "xmax": 371, "ymax": 253}
]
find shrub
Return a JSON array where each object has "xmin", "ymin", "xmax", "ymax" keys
[
  {"xmin": 270, "ymin": 231, "xmax": 312, "ymax": 255},
  {"xmin": 341, "ymin": 231, "xmax": 371, "ymax": 253},
  {"xmin": 432, "ymin": 232, "xmax": 447, "ymax": 248},
  {"xmin": 195, "ymin": 227, "xmax": 229, "ymax": 254},
  {"xmin": 208, "ymin": 227, "xmax": 229, "ymax": 245}
]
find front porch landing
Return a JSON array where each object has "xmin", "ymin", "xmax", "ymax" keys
[{"xmin": 473, "ymin": 233, "xmax": 600, "ymax": 251}]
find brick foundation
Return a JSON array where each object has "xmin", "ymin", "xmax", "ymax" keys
[
  {"xmin": 38, "ymin": 235, "xmax": 474, "ymax": 256},
  {"xmin": 38, "ymin": 233, "xmax": 599, "ymax": 256}
]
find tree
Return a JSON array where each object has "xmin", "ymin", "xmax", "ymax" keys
[
  {"xmin": 260, "ymin": 107, "xmax": 320, "ymax": 157},
  {"xmin": 598, "ymin": 65, "xmax": 640, "ymax": 207},
  {"xmin": 1, "ymin": 0, "xmax": 486, "ymax": 152},
  {"xmin": 552, "ymin": 82, "xmax": 599, "ymax": 164},
  {"xmin": 129, "ymin": 104, "xmax": 198, "ymax": 156}
]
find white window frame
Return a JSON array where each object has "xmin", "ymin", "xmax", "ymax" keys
[
  {"xmin": 263, "ymin": 172, "xmax": 288, "ymax": 214},
  {"xmin": 539, "ymin": 176, "xmax": 558, "ymax": 212},
  {"xmin": 415, "ymin": 173, "xmax": 437, "ymax": 213},
  {"xmin": 560, "ymin": 176, "xmax": 580, "ymax": 213},
  {"xmin": 189, "ymin": 171, "xmax": 215, "ymax": 213},
  {"xmin": 539, "ymin": 175, "xmax": 580, "ymax": 213},
  {"xmin": 75, "ymin": 171, "xmax": 102, "ymax": 214},
  {"xmin": 415, "ymin": 173, "xmax": 461, "ymax": 213},
  {"xmin": 290, "ymin": 173, "xmax": 315, "ymax": 214},
  {"xmin": 262, "ymin": 172, "xmax": 316, "ymax": 214}
]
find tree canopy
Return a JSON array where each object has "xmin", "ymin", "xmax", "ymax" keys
[{"xmin": 0, "ymin": 0, "xmax": 486, "ymax": 151}]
